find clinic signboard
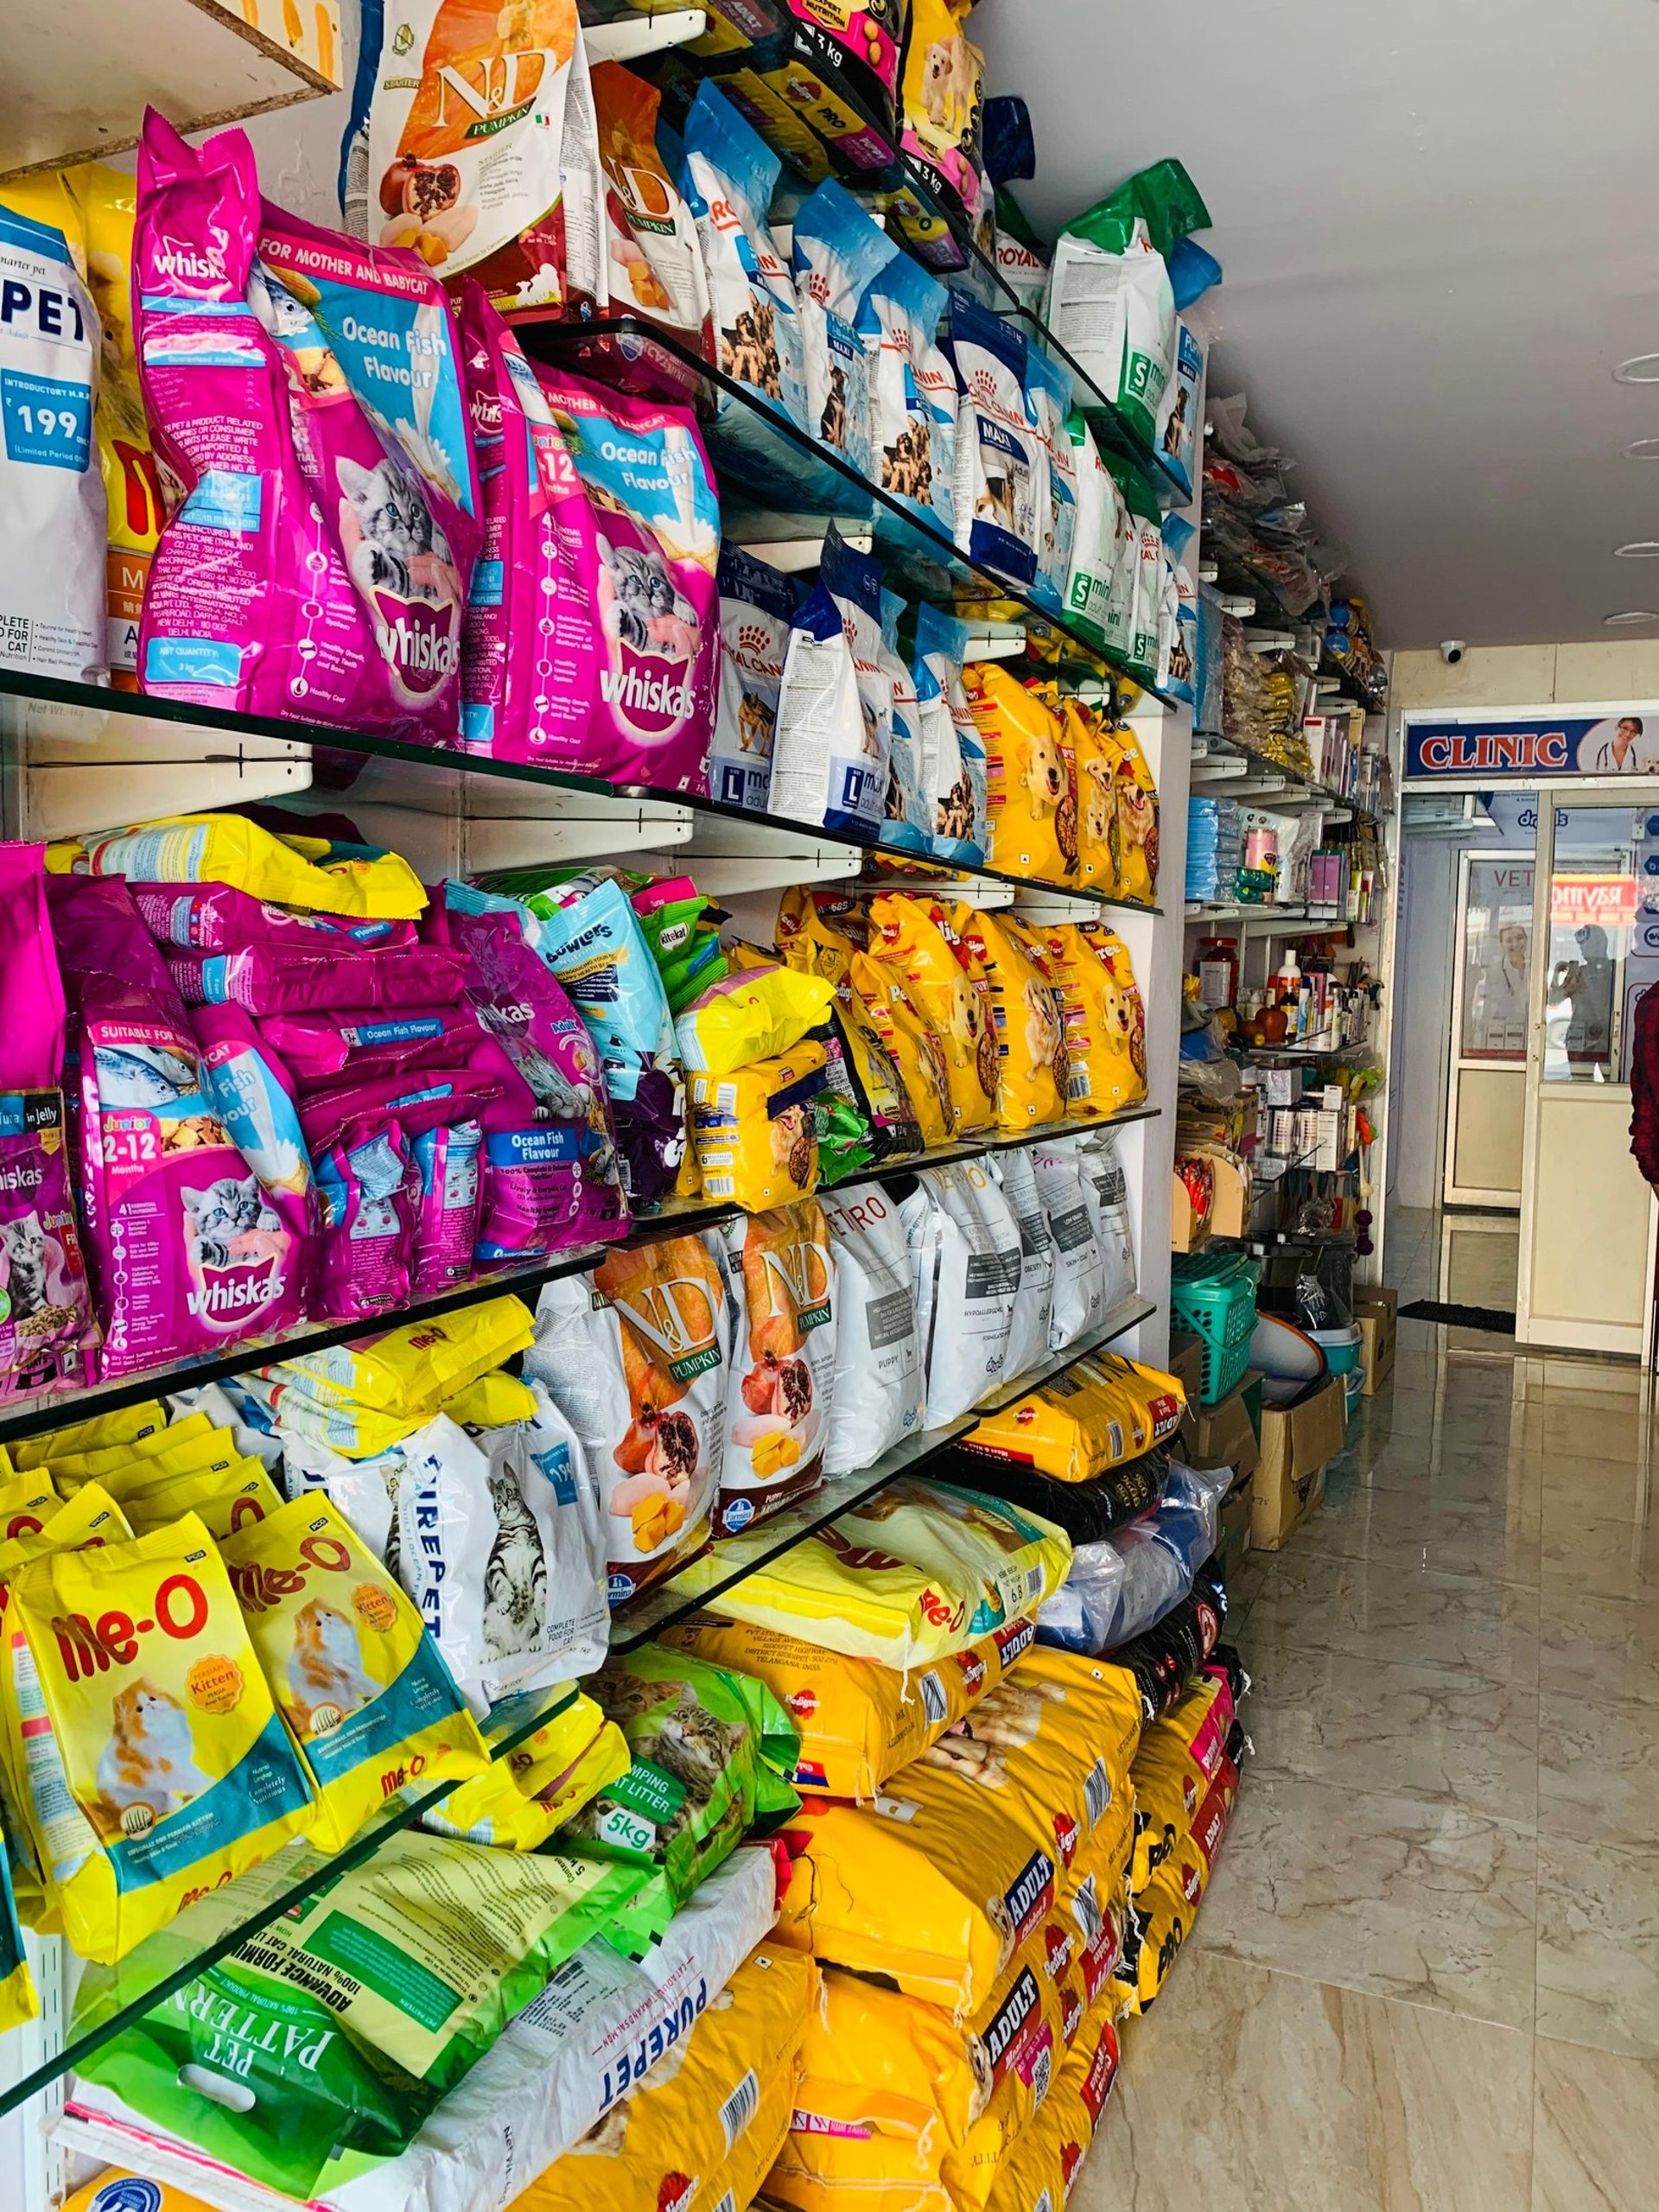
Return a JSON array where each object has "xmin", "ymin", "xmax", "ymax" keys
[{"xmin": 1404, "ymin": 713, "xmax": 1659, "ymax": 779}]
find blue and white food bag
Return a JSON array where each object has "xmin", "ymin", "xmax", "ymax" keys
[
  {"xmin": 680, "ymin": 84, "xmax": 806, "ymax": 438},
  {"xmin": 1161, "ymin": 514, "xmax": 1198, "ymax": 705},
  {"xmin": 947, "ymin": 289, "xmax": 1039, "ymax": 585},
  {"xmin": 710, "ymin": 543, "xmax": 799, "ymax": 812},
  {"xmin": 913, "ymin": 603, "xmax": 987, "ymax": 865},
  {"xmin": 861, "ymin": 251, "xmax": 957, "ymax": 540},
  {"xmin": 1156, "ymin": 319, "xmax": 1205, "ymax": 497},
  {"xmin": 0, "ymin": 205, "xmax": 104, "ymax": 680},
  {"xmin": 1025, "ymin": 345, "xmax": 1077, "ymax": 616},
  {"xmin": 878, "ymin": 588, "xmax": 932, "ymax": 854},
  {"xmin": 771, "ymin": 525, "xmax": 890, "ymax": 841},
  {"xmin": 792, "ymin": 178, "xmax": 897, "ymax": 483}
]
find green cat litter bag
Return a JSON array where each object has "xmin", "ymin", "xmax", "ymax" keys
[
  {"xmin": 562, "ymin": 1643, "xmax": 800, "ymax": 1936},
  {"xmin": 71, "ymin": 1830, "xmax": 645, "ymax": 2196}
]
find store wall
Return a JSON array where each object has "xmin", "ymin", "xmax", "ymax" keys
[{"xmin": 1393, "ymin": 640, "xmax": 1659, "ymax": 713}]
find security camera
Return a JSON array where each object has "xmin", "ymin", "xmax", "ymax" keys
[{"xmin": 1440, "ymin": 639, "xmax": 1466, "ymax": 665}]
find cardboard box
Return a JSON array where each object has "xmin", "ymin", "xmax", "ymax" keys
[
  {"xmin": 1169, "ymin": 1332, "xmax": 1204, "ymax": 1408},
  {"xmin": 1252, "ymin": 1373, "xmax": 1346, "ymax": 1550},
  {"xmin": 1171, "ymin": 1151, "xmax": 1249, "ymax": 1250},
  {"xmin": 1179, "ymin": 1376, "xmax": 1261, "ymax": 1483},
  {"xmin": 1217, "ymin": 1481, "xmax": 1252, "ymax": 1573},
  {"xmin": 1354, "ymin": 1287, "xmax": 1398, "ymax": 1397}
]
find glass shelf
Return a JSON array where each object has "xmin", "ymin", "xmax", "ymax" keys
[
  {"xmin": 0, "ymin": 1103, "xmax": 1159, "ymax": 1451},
  {"xmin": 0, "ymin": 666, "xmax": 1163, "ymax": 915},
  {"xmin": 517, "ymin": 314, "xmax": 1174, "ymax": 702},
  {"xmin": 0, "ymin": 1282, "xmax": 1156, "ymax": 2117}
]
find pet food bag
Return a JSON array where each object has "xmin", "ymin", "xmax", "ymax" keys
[
  {"xmin": 1064, "ymin": 413, "xmax": 1122, "ymax": 650},
  {"xmin": 79, "ymin": 971, "xmax": 307, "ymax": 1376},
  {"xmin": 591, "ymin": 60, "xmax": 712, "ymax": 347},
  {"xmin": 771, "ymin": 525, "xmax": 893, "ymax": 841},
  {"xmin": 1039, "ymin": 921, "xmax": 1147, "ymax": 1113},
  {"xmin": 988, "ymin": 1150, "xmax": 1055, "ymax": 1382},
  {"xmin": 676, "ymin": 1476, "xmax": 1069, "ymax": 1669},
  {"xmin": 220, "ymin": 1493, "xmax": 487, "ymax": 1852},
  {"xmin": 1026, "ymin": 345, "xmax": 1077, "ymax": 617},
  {"xmin": 664, "ymin": 1611, "xmax": 1039, "ymax": 1802},
  {"xmin": 1158, "ymin": 319, "xmax": 1205, "ymax": 496},
  {"xmin": 967, "ymin": 664, "xmax": 1079, "ymax": 882},
  {"xmin": 14, "ymin": 1400, "xmax": 165, "ymax": 1474},
  {"xmin": 365, "ymin": 0, "xmax": 603, "ymax": 311},
  {"xmin": 954, "ymin": 906, "xmax": 1070, "ymax": 1130},
  {"xmin": 821, "ymin": 1179, "xmax": 925, "ymax": 1475},
  {"xmin": 680, "ymin": 82, "xmax": 808, "ymax": 437},
  {"xmin": 716, "ymin": 1202, "xmax": 836, "ymax": 1537},
  {"xmin": 690, "ymin": 1041, "xmax": 828, "ymax": 1211},
  {"xmin": 903, "ymin": 1162, "xmax": 1024, "ymax": 1422},
  {"xmin": 252, "ymin": 1295, "xmax": 535, "ymax": 1452},
  {"xmin": 134, "ymin": 113, "xmax": 481, "ymax": 743},
  {"xmin": 868, "ymin": 895, "xmax": 998, "ymax": 1135},
  {"xmin": 1109, "ymin": 453, "xmax": 1166, "ymax": 683},
  {"xmin": 792, "ymin": 178, "xmax": 897, "ymax": 481},
  {"xmin": 861, "ymin": 251, "xmax": 957, "ymax": 540},
  {"xmin": 532, "ymin": 365, "xmax": 721, "ymax": 791},
  {"xmin": 913, "ymin": 602, "xmax": 988, "ymax": 864},
  {"xmin": 1046, "ymin": 160, "xmax": 1211, "ymax": 448},
  {"xmin": 4, "ymin": 1512, "xmax": 316, "ymax": 1963},
  {"xmin": 1074, "ymin": 1121, "xmax": 1139, "ymax": 1307},
  {"xmin": 900, "ymin": 0, "xmax": 986, "ymax": 230},
  {"xmin": 948, "ymin": 289, "xmax": 1038, "ymax": 584},
  {"xmin": 963, "ymin": 1351, "xmax": 1184, "ymax": 1487},
  {"xmin": 777, "ymin": 895, "xmax": 926, "ymax": 1168},
  {"xmin": 877, "ymin": 588, "xmax": 935, "ymax": 855},
  {"xmin": 528, "ymin": 1237, "xmax": 728, "ymax": 1604},
  {"xmin": 120, "ymin": 1459, "xmax": 284, "ymax": 1542},
  {"xmin": 0, "ymin": 201, "xmax": 104, "ymax": 682},
  {"xmin": 423, "ymin": 1688, "xmax": 626, "ymax": 1850},
  {"xmin": 65, "ymin": 814, "xmax": 428, "ymax": 919},
  {"xmin": 563, "ymin": 1643, "xmax": 798, "ymax": 1913},
  {"xmin": 514, "ymin": 1941, "xmax": 811, "ymax": 2212},
  {"xmin": 1031, "ymin": 1140, "xmax": 1109, "ymax": 1347},
  {"xmin": 709, "ymin": 543, "xmax": 799, "ymax": 810},
  {"xmin": 71, "ymin": 1830, "xmax": 650, "ymax": 2197},
  {"xmin": 1104, "ymin": 722, "xmax": 1160, "ymax": 900},
  {"xmin": 977, "ymin": 2005, "xmax": 1121, "ymax": 2209},
  {"xmin": 677, "ymin": 964, "xmax": 835, "ymax": 1075}
]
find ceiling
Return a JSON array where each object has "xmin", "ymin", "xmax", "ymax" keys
[{"xmin": 977, "ymin": 0, "xmax": 1659, "ymax": 650}]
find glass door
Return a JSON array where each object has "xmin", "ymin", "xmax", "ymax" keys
[
  {"xmin": 1444, "ymin": 849, "xmax": 1534, "ymax": 1206},
  {"xmin": 1516, "ymin": 794, "xmax": 1659, "ymax": 1356}
]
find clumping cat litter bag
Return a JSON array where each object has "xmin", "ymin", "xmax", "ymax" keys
[
  {"xmin": 133, "ymin": 111, "xmax": 481, "ymax": 743},
  {"xmin": 0, "ymin": 202, "xmax": 105, "ymax": 682}
]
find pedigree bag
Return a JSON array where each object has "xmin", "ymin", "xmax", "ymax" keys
[
  {"xmin": 963, "ymin": 1352, "xmax": 1183, "ymax": 1485},
  {"xmin": 221, "ymin": 1494, "xmax": 488, "ymax": 1853},
  {"xmin": 966, "ymin": 665, "xmax": 1079, "ymax": 883},
  {"xmin": 6, "ymin": 1514, "xmax": 315, "ymax": 1963}
]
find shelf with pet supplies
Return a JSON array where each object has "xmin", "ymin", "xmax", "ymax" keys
[{"xmin": 0, "ymin": 1285, "xmax": 1157, "ymax": 2121}]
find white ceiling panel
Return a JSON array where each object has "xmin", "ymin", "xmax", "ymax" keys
[{"xmin": 977, "ymin": 0, "xmax": 1659, "ymax": 647}]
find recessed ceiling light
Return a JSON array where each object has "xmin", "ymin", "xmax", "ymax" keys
[
  {"xmin": 1629, "ymin": 438, "xmax": 1659, "ymax": 459},
  {"xmin": 1615, "ymin": 354, "xmax": 1659, "ymax": 384},
  {"xmin": 1604, "ymin": 608, "xmax": 1659, "ymax": 625},
  {"xmin": 1616, "ymin": 542, "xmax": 1659, "ymax": 558}
]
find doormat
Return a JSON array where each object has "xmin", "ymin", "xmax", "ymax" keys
[{"xmin": 1398, "ymin": 1300, "xmax": 1516, "ymax": 1335}]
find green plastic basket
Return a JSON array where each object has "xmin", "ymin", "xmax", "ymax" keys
[{"xmin": 1170, "ymin": 1251, "xmax": 1262, "ymax": 1406}]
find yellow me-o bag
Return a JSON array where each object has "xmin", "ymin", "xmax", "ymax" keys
[
  {"xmin": 48, "ymin": 1410, "xmax": 219, "ymax": 1489},
  {"xmin": 951, "ymin": 906, "xmax": 1069, "ymax": 1132},
  {"xmin": 423, "ymin": 1689, "xmax": 629, "ymax": 1850},
  {"xmin": 6, "ymin": 1513, "xmax": 315, "ymax": 1962},
  {"xmin": 219, "ymin": 1495, "xmax": 487, "ymax": 1854},
  {"xmin": 122, "ymin": 1459, "xmax": 284, "ymax": 1541},
  {"xmin": 13, "ymin": 1397, "xmax": 167, "ymax": 1471},
  {"xmin": 0, "ymin": 1470, "xmax": 59, "ymax": 1541},
  {"xmin": 964, "ymin": 1352, "xmax": 1185, "ymax": 1484},
  {"xmin": 57, "ymin": 813, "xmax": 427, "ymax": 918}
]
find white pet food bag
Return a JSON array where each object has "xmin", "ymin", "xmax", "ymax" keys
[
  {"xmin": 991, "ymin": 1149, "xmax": 1056, "ymax": 1382},
  {"xmin": 1065, "ymin": 414, "xmax": 1114, "ymax": 644},
  {"xmin": 710, "ymin": 543, "xmax": 798, "ymax": 811},
  {"xmin": 1031, "ymin": 1140, "xmax": 1109, "ymax": 1348},
  {"xmin": 822, "ymin": 1180, "xmax": 925, "ymax": 1472},
  {"xmin": 791, "ymin": 178, "xmax": 897, "ymax": 482},
  {"xmin": 861, "ymin": 251, "xmax": 957, "ymax": 540},
  {"xmin": 947, "ymin": 288, "xmax": 1039, "ymax": 585},
  {"xmin": 387, "ymin": 1414, "xmax": 500, "ymax": 1717},
  {"xmin": 1046, "ymin": 215, "xmax": 1175, "ymax": 448},
  {"xmin": 771, "ymin": 524, "xmax": 891, "ymax": 840},
  {"xmin": 878, "ymin": 587, "xmax": 932, "ymax": 853},
  {"xmin": 280, "ymin": 1429, "xmax": 403, "ymax": 1560},
  {"xmin": 0, "ymin": 204, "xmax": 104, "ymax": 681},
  {"xmin": 902, "ymin": 1160, "xmax": 1023, "ymax": 1424},
  {"xmin": 1073, "ymin": 1127, "xmax": 1137, "ymax": 1310},
  {"xmin": 1156, "ymin": 318, "xmax": 1205, "ymax": 497},
  {"xmin": 1025, "ymin": 345, "xmax": 1077, "ymax": 618}
]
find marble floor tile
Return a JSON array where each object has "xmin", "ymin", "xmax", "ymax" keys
[
  {"xmin": 1248, "ymin": 1649, "xmax": 1539, "ymax": 1824},
  {"xmin": 1538, "ymin": 1691, "xmax": 1659, "ymax": 1850},
  {"xmin": 1532, "ymin": 2035, "xmax": 1659, "ymax": 2212},
  {"xmin": 1070, "ymin": 1953, "xmax": 1534, "ymax": 2212},
  {"xmin": 1243, "ymin": 1551, "xmax": 1541, "ymax": 1687},
  {"xmin": 1535, "ymin": 1452, "xmax": 1659, "ymax": 1529},
  {"xmin": 1536, "ymin": 1833, "xmax": 1659, "ymax": 2058},
  {"xmin": 1284, "ymin": 1484, "xmax": 1541, "ymax": 1587},
  {"xmin": 1359, "ymin": 1440, "xmax": 1542, "ymax": 1515},
  {"xmin": 1538, "ymin": 1508, "xmax": 1659, "ymax": 1602},
  {"xmin": 1523, "ymin": 1398, "xmax": 1656, "ymax": 1471},
  {"xmin": 1192, "ymin": 1772, "xmax": 1539, "ymax": 2030},
  {"xmin": 1539, "ymin": 1586, "xmax": 1659, "ymax": 1709}
]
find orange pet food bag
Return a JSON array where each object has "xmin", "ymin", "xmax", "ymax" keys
[{"xmin": 867, "ymin": 894, "xmax": 997, "ymax": 1135}]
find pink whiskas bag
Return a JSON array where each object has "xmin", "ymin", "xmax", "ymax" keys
[
  {"xmin": 531, "ymin": 365, "xmax": 720, "ymax": 790},
  {"xmin": 130, "ymin": 883, "xmax": 419, "ymax": 954},
  {"xmin": 164, "ymin": 939, "xmax": 466, "ymax": 1016},
  {"xmin": 314, "ymin": 1116, "xmax": 415, "ymax": 1322},
  {"xmin": 133, "ymin": 110, "xmax": 480, "ymax": 743},
  {"xmin": 79, "ymin": 972, "xmax": 306, "ymax": 1375},
  {"xmin": 0, "ymin": 846, "xmax": 99, "ymax": 1398}
]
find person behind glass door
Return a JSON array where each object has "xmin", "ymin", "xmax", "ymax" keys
[{"xmin": 1470, "ymin": 920, "xmax": 1529, "ymax": 1052}]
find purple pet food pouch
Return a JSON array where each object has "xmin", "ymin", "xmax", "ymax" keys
[
  {"xmin": 79, "ymin": 972, "xmax": 306, "ymax": 1376},
  {"xmin": 46, "ymin": 874, "xmax": 175, "ymax": 1001},
  {"xmin": 314, "ymin": 1116, "xmax": 413, "ymax": 1323},
  {"xmin": 444, "ymin": 903, "xmax": 631, "ymax": 1257},
  {"xmin": 167, "ymin": 941, "xmax": 467, "ymax": 1016},
  {"xmin": 530, "ymin": 365, "xmax": 720, "ymax": 791},
  {"xmin": 298, "ymin": 1070, "xmax": 503, "ymax": 1160},
  {"xmin": 459, "ymin": 283, "xmax": 602, "ymax": 773},
  {"xmin": 190, "ymin": 1001, "xmax": 317, "ymax": 1310},
  {"xmin": 410, "ymin": 1119, "xmax": 484, "ymax": 1299},
  {"xmin": 133, "ymin": 110, "xmax": 480, "ymax": 744},
  {"xmin": 263, "ymin": 1003, "xmax": 485, "ymax": 1091},
  {"xmin": 131, "ymin": 882, "xmax": 419, "ymax": 955}
]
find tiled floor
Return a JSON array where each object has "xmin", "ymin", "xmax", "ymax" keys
[{"xmin": 1076, "ymin": 1221, "xmax": 1659, "ymax": 2211}]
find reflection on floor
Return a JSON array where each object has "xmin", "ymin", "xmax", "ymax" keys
[
  {"xmin": 1392, "ymin": 1202, "xmax": 1521, "ymax": 1323},
  {"xmin": 1074, "ymin": 1313, "xmax": 1659, "ymax": 2212}
]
